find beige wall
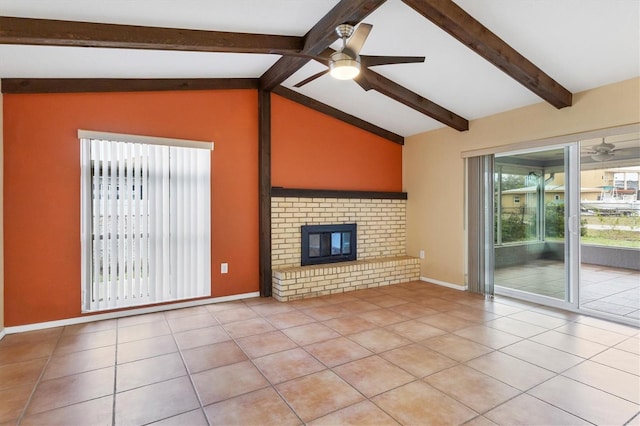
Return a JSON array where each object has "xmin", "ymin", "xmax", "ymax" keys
[
  {"xmin": 0, "ymin": 84, "xmax": 4, "ymax": 333},
  {"xmin": 403, "ymin": 77, "xmax": 640, "ymax": 286}
]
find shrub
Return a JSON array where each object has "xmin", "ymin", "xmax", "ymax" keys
[
  {"xmin": 545, "ymin": 203, "xmax": 564, "ymax": 238},
  {"xmin": 545, "ymin": 203, "xmax": 588, "ymax": 238},
  {"xmin": 500, "ymin": 214, "xmax": 527, "ymax": 242}
]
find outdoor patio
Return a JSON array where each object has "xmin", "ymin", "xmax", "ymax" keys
[{"xmin": 495, "ymin": 260, "xmax": 640, "ymax": 322}]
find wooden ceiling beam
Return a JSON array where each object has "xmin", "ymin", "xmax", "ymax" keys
[
  {"xmin": 273, "ymin": 86, "xmax": 404, "ymax": 144},
  {"xmin": 401, "ymin": 0, "xmax": 572, "ymax": 109},
  {"xmin": 1, "ymin": 78, "xmax": 258, "ymax": 94},
  {"xmin": 360, "ymin": 69, "xmax": 469, "ymax": 131},
  {"xmin": 0, "ymin": 16, "xmax": 303, "ymax": 54},
  {"xmin": 259, "ymin": 0, "xmax": 387, "ymax": 90}
]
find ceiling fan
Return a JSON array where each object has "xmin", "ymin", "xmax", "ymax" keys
[
  {"xmin": 586, "ymin": 139, "xmax": 616, "ymax": 162},
  {"xmin": 291, "ymin": 23, "xmax": 425, "ymax": 88}
]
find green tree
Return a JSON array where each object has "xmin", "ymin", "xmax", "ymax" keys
[{"xmin": 498, "ymin": 174, "xmax": 527, "ymax": 191}]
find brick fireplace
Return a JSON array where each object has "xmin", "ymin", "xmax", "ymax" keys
[{"xmin": 271, "ymin": 188, "xmax": 420, "ymax": 301}]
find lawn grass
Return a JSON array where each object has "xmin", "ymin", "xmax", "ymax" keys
[
  {"xmin": 580, "ymin": 214, "xmax": 640, "ymax": 248},
  {"xmin": 581, "ymin": 215, "xmax": 640, "ymax": 229}
]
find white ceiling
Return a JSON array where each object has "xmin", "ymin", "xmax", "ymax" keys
[{"xmin": 0, "ymin": 0, "xmax": 638, "ymax": 137}]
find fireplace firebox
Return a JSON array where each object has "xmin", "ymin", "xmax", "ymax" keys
[{"xmin": 301, "ymin": 224, "xmax": 357, "ymax": 266}]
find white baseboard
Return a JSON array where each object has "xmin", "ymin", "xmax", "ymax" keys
[
  {"xmin": 420, "ymin": 276, "xmax": 468, "ymax": 291},
  {"xmin": 5, "ymin": 291, "xmax": 260, "ymax": 335},
  {"xmin": 0, "ymin": 328, "xmax": 5, "ymax": 341}
]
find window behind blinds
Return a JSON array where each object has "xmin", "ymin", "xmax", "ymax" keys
[{"xmin": 80, "ymin": 136, "xmax": 211, "ymax": 312}]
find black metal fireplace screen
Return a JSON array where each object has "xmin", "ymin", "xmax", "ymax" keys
[{"xmin": 301, "ymin": 223, "xmax": 357, "ymax": 266}]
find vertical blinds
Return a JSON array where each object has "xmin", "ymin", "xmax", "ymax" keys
[
  {"xmin": 80, "ymin": 137, "xmax": 211, "ymax": 312},
  {"xmin": 466, "ymin": 155, "xmax": 495, "ymax": 296}
]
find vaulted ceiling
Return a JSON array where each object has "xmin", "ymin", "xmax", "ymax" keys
[{"xmin": 0, "ymin": 0, "xmax": 638, "ymax": 138}]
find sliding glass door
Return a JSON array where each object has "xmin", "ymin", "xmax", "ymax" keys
[
  {"xmin": 493, "ymin": 144, "xmax": 580, "ymax": 309},
  {"xmin": 579, "ymin": 134, "xmax": 640, "ymax": 323},
  {"xmin": 467, "ymin": 128, "xmax": 639, "ymax": 324}
]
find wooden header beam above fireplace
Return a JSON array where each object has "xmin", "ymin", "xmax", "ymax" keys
[{"xmin": 271, "ymin": 187, "xmax": 407, "ymax": 200}]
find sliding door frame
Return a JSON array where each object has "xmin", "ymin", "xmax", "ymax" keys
[
  {"xmin": 491, "ymin": 142, "xmax": 581, "ymax": 311},
  {"xmin": 463, "ymin": 124, "xmax": 640, "ymax": 324}
]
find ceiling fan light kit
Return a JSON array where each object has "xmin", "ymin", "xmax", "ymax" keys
[
  {"xmin": 330, "ymin": 24, "xmax": 361, "ymax": 80},
  {"xmin": 591, "ymin": 152, "xmax": 615, "ymax": 162},
  {"xmin": 329, "ymin": 51, "xmax": 361, "ymax": 79}
]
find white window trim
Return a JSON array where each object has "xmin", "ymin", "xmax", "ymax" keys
[
  {"xmin": 78, "ymin": 129, "xmax": 214, "ymax": 151},
  {"xmin": 460, "ymin": 123, "xmax": 639, "ymax": 159}
]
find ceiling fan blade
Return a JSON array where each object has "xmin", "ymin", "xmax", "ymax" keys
[
  {"xmin": 293, "ymin": 69, "xmax": 330, "ymax": 88},
  {"xmin": 345, "ymin": 23, "xmax": 372, "ymax": 56},
  {"xmin": 353, "ymin": 72, "xmax": 373, "ymax": 91},
  {"xmin": 361, "ymin": 55, "xmax": 426, "ymax": 67},
  {"xmin": 269, "ymin": 50, "xmax": 329, "ymax": 65}
]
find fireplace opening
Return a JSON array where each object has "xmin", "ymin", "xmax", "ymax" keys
[{"xmin": 301, "ymin": 223, "xmax": 357, "ymax": 266}]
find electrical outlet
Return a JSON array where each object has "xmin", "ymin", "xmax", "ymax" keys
[
  {"xmin": 221, "ymin": 263, "xmax": 228, "ymax": 274},
  {"xmin": 419, "ymin": 250, "xmax": 425, "ymax": 259}
]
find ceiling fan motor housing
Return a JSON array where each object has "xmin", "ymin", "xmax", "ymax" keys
[
  {"xmin": 335, "ymin": 24, "xmax": 355, "ymax": 39},
  {"xmin": 593, "ymin": 141, "xmax": 615, "ymax": 152},
  {"xmin": 590, "ymin": 140, "xmax": 616, "ymax": 161}
]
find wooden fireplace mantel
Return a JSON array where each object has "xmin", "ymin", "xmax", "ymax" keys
[{"xmin": 271, "ymin": 187, "xmax": 407, "ymax": 200}]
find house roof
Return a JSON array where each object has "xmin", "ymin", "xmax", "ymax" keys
[{"xmin": 0, "ymin": 0, "xmax": 638, "ymax": 137}]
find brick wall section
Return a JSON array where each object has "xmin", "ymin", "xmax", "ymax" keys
[
  {"xmin": 272, "ymin": 197, "xmax": 407, "ymax": 268},
  {"xmin": 273, "ymin": 256, "xmax": 420, "ymax": 301},
  {"xmin": 271, "ymin": 196, "xmax": 419, "ymax": 301}
]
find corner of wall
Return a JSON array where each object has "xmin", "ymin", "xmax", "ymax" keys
[
  {"xmin": 0, "ymin": 81, "xmax": 4, "ymax": 336},
  {"xmin": 403, "ymin": 77, "xmax": 640, "ymax": 288}
]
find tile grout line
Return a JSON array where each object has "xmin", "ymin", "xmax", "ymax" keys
[
  {"xmin": 624, "ymin": 411, "xmax": 640, "ymax": 426},
  {"xmin": 522, "ymin": 383, "xmax": 599, "ymax": 426},
  {"xmin": 200, "ymin": 301, "xmax": 314, "ymax": 424},
  {"xmin": 14, "ymin": 328, "xmax": 65, "ymax": 425},
  {"xmin": 242, "ymin": 297, "xmax": 419, "ymax": 425},
  {"xmin": 226, "ymin": 294, "xmax": 427, "ymax": 424},
  {"xmin": 510, "ymin": 320, "xmax": 639, "ymax": 424},
  {"xmin": 243, "ymin": 293, "xmax": 491, "ymax": 424},
  {"xmin": 165, "ymin": 309, "xmax": 214, "ymax": 426},
  {"xmin": 112, "ymin": 325, "xmax": 118, "ymax": 426},
  {"xmin": 218, "ymin": 300, "xmax": 306, "ymax": 425},
  {"xmin": 557, "ymin": 358, "xmax": 640, "ymax": 405}
]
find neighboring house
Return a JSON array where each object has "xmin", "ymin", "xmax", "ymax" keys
[
  {"xmin": 581, "ymin": 168, "xmax": 640, "ymax": 194},
  {"xmin": 500, "ymin": 185, "xmax": 571, "ymax": 211},
  {"xmin": 500, "ymin": 168, "xmax": 640, "ymax": 212}
]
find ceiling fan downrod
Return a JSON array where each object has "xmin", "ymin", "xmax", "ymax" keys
[{"xmin": 335, "ymin": 24, "xmax": 355, "ymax": 47}]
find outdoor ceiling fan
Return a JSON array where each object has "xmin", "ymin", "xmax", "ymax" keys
[
  {"xmin": 291, "ymin": 23, "xmax": 425, "ymax": 88},
  {"xmin": 586, "ymin": 139, "xmax": 616, "ymax": 162}
]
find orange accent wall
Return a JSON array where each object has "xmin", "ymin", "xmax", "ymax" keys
[
  {"xmin": 3, "ymin": 90, "xmax": 259, "ymax": 326},
  {"xmin": 3, "ymin": 90, "xmax": 403, "ymax": 327},
  {"xmin": 272, "ymin": 94, "xmax": 402, "ymax": 191}
]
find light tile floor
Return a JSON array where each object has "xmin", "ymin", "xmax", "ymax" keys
[
  {"xmin": 495, "ymin": 261, "xmax": 640, "ymax": 321},
  {"xmin": 0, "ymin": 281, "xmax": 638, "ymax": 425}
]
